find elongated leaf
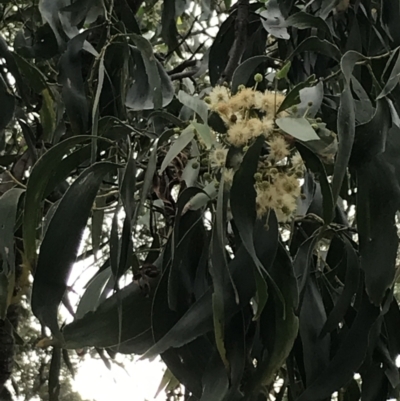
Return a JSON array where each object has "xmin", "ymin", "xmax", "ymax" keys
[
  {"xmin": 191, "ymin": 122, "xmax": 215, "ymax": 149},
  {"xmin": 160, "ymin": 126, "xmax": 194, "ymax": 174},
  {"xmin": 357, "ymin": 158, "xmax": 399, "ymax": 305},
  {"xmin": 200, "ymin": 351, "xmax": 229, "ymax": 401},
  {"xmin": 142, "ymin": 219, "xmax": 276, "ymax": 359},
  {"xmin": 378, "ymin": 48, "xmax": 400, "ymax": 99},
  {"xmin": 276, "ymin": 117, "xmax": 321, "ymax": 141},
  {"xmin": 0, "ymin": 75, "xmax": 15, "ymax": 132},
  {"xmin": 48, "ymin": 347, "xmax": 61, "ymax": 401},
  {"xmin": 32, "ymin": 162, "xmax": 117, "ymax": 337},
  {"xmin": 289, "ymin": 37, "xmax": 341, "ymax": 61},
  {"xmin": 277, "ymin": 75, "xmax": 316, "ymax": 113},
  {"xmin": 246, "ymin": 243, "xmax": 298, "ymax": 391},
  {"xmin": 296, "ymin": 82, "xmax": 324, "ymax": 118},
  {"xmin": 297, "ymin": 296, "xmax": 380, "ymax": 401},
  {"xmin": 91, "ymin": 52, "xmax": 105, "ymax": 162},
  {"xmin": 231, "ymin": 55, "xmax": 273, "ymax": 93},
  {"xmin": 23, "ymin": 136, "xmax": 95, "ymax": 269},
  {"xmin": 178, "ymin": 91, "xmax": 209, "ymax": 124},
  {"xmin": 299, "ymin": 276, "xmax": 330, "ymax": 385},
  {"xmin": 230, "ymin": 136, "xmax": 269, "ymax": 318},
  {"xmin": 63, "ymin": 280, "xmax": 155, "ymax": 353},
  {"xmin": 320, "ymin": 236, "xmax": 360, "ymax": 336},
  {"xmin": 75, "ymin": 267, "xmax": 113, "ymax": 320},
  {"xmin": 259, "ymin": 0, "xmax": 289, "ymax": 40},
  {"xmin": 0, "ymin": 188, "xmax": 25, "ymax": 319},
  {"xmin": 59, "ymin": 31, "xmax": 89, "ymax": 134},
  {"xmin": 286, "ymin": 12, "xmax": 332, "ymax": 36}
]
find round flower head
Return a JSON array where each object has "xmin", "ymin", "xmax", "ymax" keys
[
  {"xmin": 210, "ymin": 146, "xmax": 228, "ymax": 168},
  {"xmin": 227, "ymin": 121, "xmax": 251, "ymax": 147},
  {"xmin": 255, "ymin": 91, "xmax": 286, "ymax": 116},
  {"xmin": 267, "ymin": 135, "xmax": 290, "ymax": 162},
  {"xmin": 261, "ymin": 116, "xmax": 274, "ymax": 136},
  {"xmin": 229, "ymin": 88, "xmax": 257, "ymax": 111},
  {"xmin": 246, "ymin": 118, "xmax": 264, "ymax": 140},
  {"xmin": 209, "ymin": 86, "xmax": 230, "ymax": 106}
]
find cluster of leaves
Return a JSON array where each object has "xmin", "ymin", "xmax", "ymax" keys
[{"xmin": 2, "ymin": 0, "xmax": 400, "ymax": 400}]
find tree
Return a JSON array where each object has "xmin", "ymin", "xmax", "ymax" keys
[{"xmin": 1, "ymin": 0, "xmax": 400, "ymax": 400}]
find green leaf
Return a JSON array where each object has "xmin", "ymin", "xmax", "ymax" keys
[
  {"xmin": 200, "ymin": 351, "xmax": 229, "ymax": 401},
  {"xmin": 0, "ymin": 188, "xmax": 25, "ymax": 319},
  {"xmin": 320, "ymin": 236, "xmax": 360, "ymax": 337},
  {"xmin": 296, "ymin": 144, "xmax": 334, "ymax": 223},
  {"xmin": 48, "ymin": 347, "xmax": 61, "ymax": 401},
  {"xmin": 75, "ymin": 267, "xmax": 113, "ymax": 320},
  {"xmin": 125, "ymin": 45, "xmax": 174, "ymax": 111},
  {"xmin": 332, "ymin": 87, "xmax": 354, "ymax": 205},
  {"xmin": 130, "ymin": 34, "xmax": 162, "ymax": 109},
  {"xmin": 31, "ymin": 162, "xmax": 117, "ymax": 337},
  {"xmin": 276, "ymin": 60, "xmax": 291, "ymax": 80},
  {"xmin": 23, "ymin": 135, "xmax": 94, "ymax": 269},
  {"xmin": 259, "ymin": 0, "xmax": 289, "ymax": 40},
  {"xmin": 246, "ymin": 244, "xmax": 298, "ymax": 391},
  {"xmin": 231, "ymin": 55, "xmax": 273, "ymax": 93},
  {"xmin": 288, "ymin": 37, "xmax": 341, "ymax": 61},
  {"xmin": 91, "ymin": 52, "xmax": 105, "ymax": 163},
  {"xmin": 286, "ymin": 12, "xmax": 333, "ymax": 36},
  {"xmin": 277, "ymin": 75, "xmax": 316, "ymax": 114},
  {"xmin": 295, "ymin": 82, "xmax": 324, "ymax": 118},
  {"xmin": 230, "ymin": 136, "xmax": 282, "ymax": 318},
  {"xmin": 276, "ymin": 117, "xmax": 321, "ymax": 142},
  {"xmin": 378, "ymin": 48, "xmax": 400, "ymax": 99},
  {"xmin": 59, "ymin": 31, "xmax": 90, "ymax": 134},
  {"xmin": 64, "ymin": 280, "xmax": 155, "ymax": 354},
  {"xmin": 13, "ymin": 52, "xmax": 48, "ymax": 93},
  {"xmin": 40, "ymin": 88, "xmax": 57, "ymax": 143},
  {"xmin": 178, "ymin": 91, "xmax": 209, "ymax": 124},
  {"xmin": 296, "ymin": 297, "xmax": 380, "ymax": 401},
  {"xmin": 0, "ymin": 75, "xmax": 15, "ymax": 132},
  {"xmin": 183, "ymin": 181, "xmax": 218, "ymax": 213},
  {"xmin": 191, "ymin": 122, "xmax": 215, "ymax": 149},
  {"xmin": 160, "ymin": 126, "xmax": 194, "ymax": 174}
]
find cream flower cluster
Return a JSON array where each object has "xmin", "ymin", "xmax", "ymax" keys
[{"xmin": 207, "ymin": 84, "xmax": 304, "ymax": 223}]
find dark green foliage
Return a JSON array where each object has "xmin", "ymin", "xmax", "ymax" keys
[{"xmin": 1, "ymin": 1, "xmax": 400, "ymax": 401}]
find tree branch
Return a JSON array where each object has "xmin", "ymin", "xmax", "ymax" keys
[{"xmin": 218, "ymin": 0, "xmax": 249, "ymax": 84}]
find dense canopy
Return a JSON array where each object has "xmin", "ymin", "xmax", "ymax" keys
[{"xmin": 1, "ymin": 0, "xmax": 400, "ymax": 400}]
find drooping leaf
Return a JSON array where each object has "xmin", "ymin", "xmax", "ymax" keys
[
  {"xmin": 277, "ymin": 75, "xmax": 316, "ymax": 113},
  {"xmin": 286, "ymin": 12, "xmax": 333, "ymax": 37},
  {"xmin": 0, "ymin": 188, "xmax": 25, "ymax": 319},
  {"xmin": 320, "ymin": 236, "xmax": 360, "ymax": 337},
  {"xmin": 200, "ymin": 350, "xmax": 229, "ymax": 401},
  {"xmin": 58, "ymin": 31, "xmax": 90, "ymax": 134},
  {"xmin": 63, "ymin": 280, "xmax": 155, "ymax": 354},
  {"xmin": 23, "ymin": 136, "xmax": 95, "ymax": 269},
  {"xmin": 0, "ymin": 75, "xmax": 15, "ymax": 133},
  {"xmin": 31, "ymin": 162, "xmax": 117, "ymax": 337},
  {"xmin": 259, "ymin": 0, "xmax": 289, "ymax": 40},
  {"xmin": 299, "ymin": 276, "xmax": 330, "ymax": 385},
  {"xmin": 231, "ymin": 55, "xmax": 274, "ymax": 93},
  {"xmin": 178, "ymin": 91, "xmax": 209, "ymax": 124},
  {"xmin": 191, "ymin": 122, "xmax": 215, "ymax": 149},
  {"xmin": 289, "ymin": 37, "xmax": 342, "ymax": 61},
  {"xmin": 230, "ymin": 136, "xmax": 269, "ymax": 318},
  {"xmin": 160, "ymin": 126, "xmax": 194, "ymax": 174},
  {"xmin": 276, "ymin": 117, "xmax": 321, "ymax": 142},
  {"xmin": 75, "ymin": 267, "xmax": 113, "ymax": 320},
  {"xmin": 48, "ymin": 347, "xmax": 61, "ymax": 401},
  {"xmin": 125, "ymin": 45, "xmax": 174, "ymax": 111},
  {"xmin": 356, "ymin": 157, "xmax": 400, "ymax": 306},
  {"xmin": 297, "ymin": 296, "xmax": 380, "ymax": 401}
]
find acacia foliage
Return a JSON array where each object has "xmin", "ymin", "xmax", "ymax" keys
[{"xmin": 1, "ymin": 0, "xmax": 400, "ymax": 400}]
